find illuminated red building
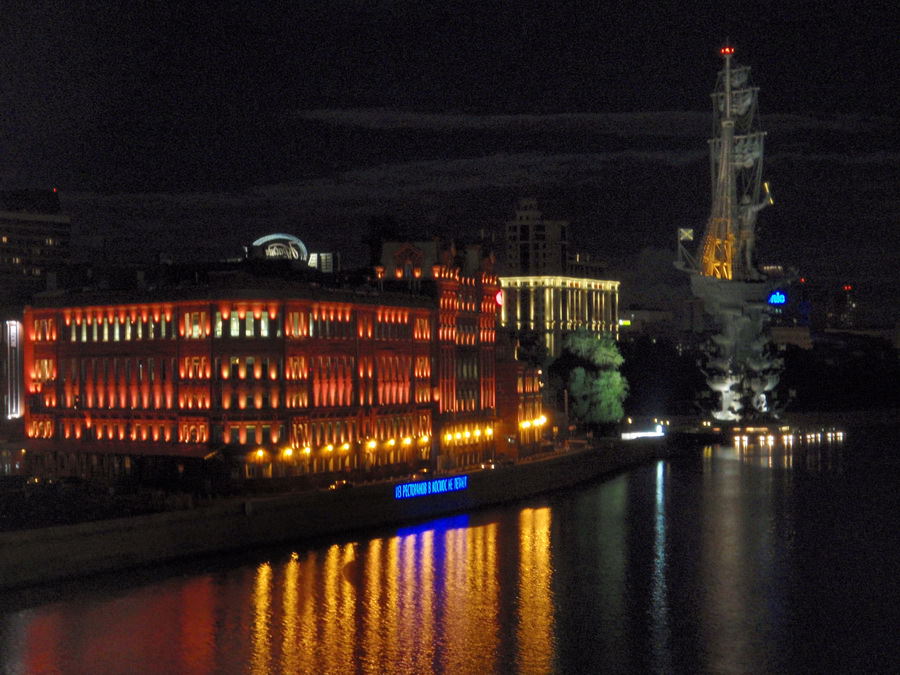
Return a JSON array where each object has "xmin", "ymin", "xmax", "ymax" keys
[
  {"xmin": 495, "ymin": 354, "xmax": 545, "ymax": 460},
  {"xmin": 21, "ymin": 260, "xmax": 502, "ymax": 480}
]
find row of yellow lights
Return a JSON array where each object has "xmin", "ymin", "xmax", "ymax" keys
[
  {"xmin": 519, "ymin": 415, "xmax": 547, "ymax": 429},
  {"xmin": 625, "ymin": 417, "xmax": 671, "ymax": 426},
  {"xmin": 732, "ymin": 431, "xmax": 845, "ymax": 447},
  {"xmin": 443, "ymin": 427, "xmax": 494, "ymax": 443},
  {"xmin": 256, "ymin": 435, "xmax": 431, "ymax": 460}
]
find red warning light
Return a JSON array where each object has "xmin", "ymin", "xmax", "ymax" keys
[
  {"xmin": 52, "ymin": 187, "xmax": 58, "ymax": 193},
  {"xmin": 799, "ymin": 277, "xmax": 807, "ymax": 284},
  {"xmin": 720, "ymin": 46, "xmax": 735, "ymax": 56},
  {"xmin": 842, "ymin": 284, "xmax": 853, "ymax": 292}
]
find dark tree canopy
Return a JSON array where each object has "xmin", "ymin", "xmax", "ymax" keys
[{"xmin": 549, "ymin": 329, "xmax": 628, "ymax": 429}]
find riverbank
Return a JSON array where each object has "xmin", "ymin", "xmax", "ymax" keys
[{"xmin": 0, "ymin": 439, "xmax": 676, "ymax": 589}]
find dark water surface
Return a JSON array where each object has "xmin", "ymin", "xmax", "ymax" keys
[{"xmin": 2, "ymin": 427, "xmax": 898, "ymax": 674}]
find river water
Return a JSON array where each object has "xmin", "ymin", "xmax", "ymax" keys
[{"xmin": 2, "ymin": 427, "xmax": 898, "ymax": 674}]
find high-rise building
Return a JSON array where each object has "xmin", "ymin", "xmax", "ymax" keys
[
  {"xmin": 498, "ymin": 199, "xmax": 619, "ymax": 357},
  {"xmin": 503, "ymin": 198, "xmax": 568, "ymax": 275},
  {"xmin": 0, "ymin": 189, "xmax": 71, "ymax": 305},
  {"xmin": 828, "ymin": 284, "xmax": 857, "ymax": 329}
]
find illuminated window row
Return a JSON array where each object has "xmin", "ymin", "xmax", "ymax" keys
[
  {"xmin": 442, "ymin": 425, "xmax": 494, "ymax": 445},
  {"xmin": 58, "ymin": 419, "xmax": 176, "ymax": 442},
  {"xmin": 266, "ymin": 434, "xmax": 431, "ymax": 459},
  {"xmin": 27, "ymin": 418, "xmax": 54, "ymax": 439},
  {"xmin": 519, "ymin": 415, "xmax": 547, "ymax": 430},
  {"xmin": 32, "ymin": 319, "xmax": 57, "ymax": 342},
  {"xmin": 62, "ymin": 384, "xmax": 174, "ymax": 411},
  {"xmin": 217, "ymin": 423, "xmax": 285, "ymax": 446}
]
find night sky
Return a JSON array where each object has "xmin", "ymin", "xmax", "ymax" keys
[{"xmin": 1, "ymin": 2, "xmax": 897, "ymax": 322}]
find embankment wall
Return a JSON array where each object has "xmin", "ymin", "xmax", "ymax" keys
[{"xmin": 0, "ymin": 441, "xmax": 670, "ymax": 589}]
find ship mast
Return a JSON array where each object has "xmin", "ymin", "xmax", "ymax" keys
[
  {"xmin": 676, "ymin": 45, "xmax": 785, "ymax": 422},
  {"xmin": 697, "ymin": 45, "xmax": 772, "ymax": 281}
]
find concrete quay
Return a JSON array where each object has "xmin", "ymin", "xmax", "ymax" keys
[{"xmin": 0, "ymin": 440, "xmax": 674, "ymax": 589}]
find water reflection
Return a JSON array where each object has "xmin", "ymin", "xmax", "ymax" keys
[
  {"xmin": 730, "ymin": 428, "xmax": 846, "ymax": 473},
  {"xmin": 650, "ymin": 462, "xmax": 671, "ymax": 673},
  {"xmin": 517, "ymin": 507, "xmax": 554, "ymax": 674},
  {"xmin": 2, "ymin": 427, "xmax": 892, "ymax": 674}
]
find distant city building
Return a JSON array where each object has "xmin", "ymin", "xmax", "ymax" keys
[
  {"xmin": 499, "ymin": 276, "xmax": 619, "ymax": 358},
  {"xmin": 566, "ymin": 252, "xmax": 607, "ymax": 279},
  {"xmin": 827, "ymin": 283, "xmax": 857, "ymax": 329},
  {"xmin": 502, "ymin": 198, "xmax": 568, "ymax": 276},
  {"xmin": 617, "ymin": 308, "xmax": 675, "ymax": 336},
  {"xmin": 308, "ymin": 251, "xmax": 339, "ymax": 273},
  {"xmin": 0, "ymin": 189, "xmax": 71, "ymax": 306},
  {"xmin": 379, "ymin": 238, "xmax": 496, "ymax": 283},
  {"xmin": 769, "ymin": 325, "xmax": 813, "ymax": 350},
  {"xmin": 497, "ymin": 199, "xmax": 619, "ymax": 357}
]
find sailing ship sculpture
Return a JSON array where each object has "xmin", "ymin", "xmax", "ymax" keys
[{"xmin": 677, "ymin": 46, "xmax": 783, "ymax": 421}]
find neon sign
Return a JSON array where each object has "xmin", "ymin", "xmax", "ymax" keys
[
  {"xmin": 250, "ymin": 233, "xmax": 309, "ymax": 262},
  {"xmin": 394, "ymin": 475, "xmax": 469, "ymax": 500},
  {"xmin": 768, "ymin": 290, "xmax": 786, "ymax": 305}
]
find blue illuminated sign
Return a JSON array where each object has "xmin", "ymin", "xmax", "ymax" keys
[
  {"xmin": 394, "ymin": 475, "xmax": 469, "ymax": 500},
  {"xmin": 768, "ymin": 290, "xmax": 787, "ymax": 305}
]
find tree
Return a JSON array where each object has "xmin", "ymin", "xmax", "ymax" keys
[{"xmin": 549, "ymin": 329, "xmax": 629, "ymax": 431}]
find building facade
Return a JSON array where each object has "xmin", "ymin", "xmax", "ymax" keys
[
  {"xmin": 503, "ymin": 198, "xmax": 569, "ymax": 275},
  {"xmin": 498, "ymin": 199, "xmax": 620, "ymax": 358},
  {"xmin": 495, "ymin": 354, "xmax": 545, "ymax": 460},
  {"xmin": 499, "ymin": 276, "xmax": 619, "ymax": 358},
  {"xmin": 21, "ymin": 263, "xmax": 503, "ymax": 480},
  {"xmin": 0, "ymin": 189, "xmax": 71, "ymax": 306}
]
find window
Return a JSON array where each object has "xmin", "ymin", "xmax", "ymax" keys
[
  {"xmin": 245, "ymin": 315, "xmax": 254, "ymax": 338},
  {"xmin": 189, "ymin": 312, "xmax": 203, "ymax": 338},
  {"xmin": 214, "ymin": 312, "xmax": 223, "ymax": 338},
  {"xmin": 230, "ymin": 314, "xmax": 240, "ymax": 337},
  {"xmin": 260, "ymin": 315, "xmax": 269, "ymax": 337}
]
